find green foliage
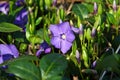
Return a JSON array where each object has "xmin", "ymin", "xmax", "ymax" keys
[
  {"xmin": 96, "ymin": 54, "xmax": 120, "ymax": 75},
  {"xmin": 7, "ymin": 61, "xmax": 41, "ymax": 80},
  {"xmin": 0, "ymin": 22, "xmax": 22, "ymax": 32},
  {"xmin": 40, "ymin": 53, "xmax": 68, "ymax": 80},
  {"xmin": 72, "ymin": 3, "xmax": 89, "ymax": 20}
]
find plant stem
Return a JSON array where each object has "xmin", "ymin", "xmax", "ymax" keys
[
  {"xmin": 0, "ymin": 38, "xmax": 6, "ymax": 44},
  {"xmin": 99, "ymin": 70, "xmax": 107, "ymax": 80},
  {"xmin": 115, "ymin": 44, "xmax": 120, "ymax": 54}
]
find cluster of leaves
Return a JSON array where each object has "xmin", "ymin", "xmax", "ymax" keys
[{"xmin": 0, "ymin": 0, "xmax": 120, "ymax": 80}]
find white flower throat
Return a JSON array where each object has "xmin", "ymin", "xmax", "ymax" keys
[{"xmin": 61, "ymin": 34, "xmax": 66, "ymax": 40}]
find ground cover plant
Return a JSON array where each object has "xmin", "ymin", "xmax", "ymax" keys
[{"xmin": 0, "ymin": 0, "xmax": 120, "ymax": 80}]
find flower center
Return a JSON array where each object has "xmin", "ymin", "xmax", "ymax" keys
[{"xmin": 61, "ymin": 34, "xmax": 66, "ymax": 40}]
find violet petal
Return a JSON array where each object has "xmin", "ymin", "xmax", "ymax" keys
[
  {"xmin": 0, "ymin": 2, "xmax": 9, "ymax": 15},
  {"xmin": 51, "ymin": 36, "xmax": 61, "ymax": 49},
  {"xmin": 8, "ymin": 44, "xmax": 19, "ymax": 58},
  {"xmin": 66, "ymin": 30, "xmax": 75, "ymax": 42},
  {"xmin": 49, "ymin": 24, "xmax": 60, "ymax": 36},
  {"xmin": 36, "ymin": 48, "xmax": 44, "ymax": 57},
  {"xmin": 61, "ymin": 40, "xmax": 72, "ymax": 54},
  {"xmin": 0, "ymin": 44, "xmax": 13, "ymax": 55},
  {"xmin": 58, "ymin": 22, "xmax": 71, "ymax": 34},
  {"xmin": 44, "ymin": 48, "xmax": 51, "ymax": 53}
]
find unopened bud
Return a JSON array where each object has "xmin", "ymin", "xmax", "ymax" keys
[
  {"xmin": 92, "ymin": 60, "xmax": 97, "ymax": 68},
  {"xmin": 91, "ymin": 28, "xmax": 97, "ymax": 37},
  {"xmin": 113, "ymin": 0, "xmax": 117, "ymax": 12},
  {"xmin": 94, "ymin": 2, "xmax": 97, "ymax": 14},
  {"xmin": 79, "ymin": 24, "xmax": 84, "ymax": 35},
  {"xmin": 76, "ymin": 50, "xmax": 80, "ymax": 63},
  {"xmin": 52, "ymin": 0, "xmax": 57, "ymax": 6}
]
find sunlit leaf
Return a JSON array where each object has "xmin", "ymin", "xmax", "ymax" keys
[{"xmin": 0, "ymin": 22, "xmax": 22, "ymax": 32}]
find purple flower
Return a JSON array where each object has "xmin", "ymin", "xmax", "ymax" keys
[
  {"xmin": 71, "ymin": 26, "xmax": 80, "ymax": 34},
  {"xmin": 14, "ymin": 8, "xmax": 28, "ymax": 30},
  {"xmin": 71, "ymin": 24, "xmax": 84, "ymax": 35},
  {"xmin": 0, "ymin": 44, "xmax": 19, "ymax": 64},
  {"xmin": 15, "ymin": 0, "xmax": 25, "ymax": 7},
  {"xmin": 36, "ymin": 41, "xmax": 51, "ymax": 57},
  {"xmin": 0, "ymin": 2, "xmax": 9, "ymax": 15},
  {"xmin": 49, "ymin": 22, "xmax": 75, "ymax": 54}
]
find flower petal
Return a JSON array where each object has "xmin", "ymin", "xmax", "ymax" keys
[
  {"xmin": 36, "ymin": 48, "xmax": 44, "ymax": 57},
  {"xmin": 0, "ymin": 2, "xmax": 9, "ymax": 15},
  {"xmin": 0, "ymin": 44, "xmax": 13, "ymax": 55},
  {"xmin": 0, "ymin": 57, "xmax": 3, "ymax": 64},
  {"xmin": 71, "ymin": 26, "xmax": 80, "ymax": 34},
  {"xmin": 61, "ymin": 40, "xmax": 72, "ymax": 54},
  {"xmin": 2, "ymin": 54, "xmax": 14, "ymax": 62},
  {"xmin": 51, "ymin": 37, "xmax": 61, "ymax": 49},
  {"xmin": 66, "ymin": 30, "xmax": 75, "ymax": 42},
  {"xmin": 45, "ymin": 48, "xmax": 51, "ymax": 53},
  {"xmin": 8, "ymin": 44, "xmax": 19, "ymax": 58},
  {"xmin": 14, "ymin": 8, "xmax": 28, "ymax": 28},
  {"xmin": 49, "ymin": 24, "xmax": 60, "ymax": 36},
  {"xmin": 58, "ymin": 22, "xmax": 71, "ymax": 34}
]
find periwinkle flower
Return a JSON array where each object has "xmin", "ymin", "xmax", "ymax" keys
[
  {"xmin": 36, "ymin": 41, "xmax": 51, "ymax": 57},
  {"xmin": 15, "ymin": 0, "xmax": 25, "ymax": 7},
  {"xmin": 49, "ymin": 22, "xmax": 75, "ymax": 54},
  {"xmin": 14, "ymin": 8, "xmax": 28, "ymax": 30},
  {"xmin": 94, "ymin": 2, "xmax": 97, "ymax": 14},
  {"xmin": 0, "ymin": 44, "xmax": 19, "ymax": 64},
  {"xmin": 91, "ymin": 28, "xmax": 97, "ymax": 38},
  {"xmin": 71, "ymin": 26, "xmax": 80, "ymax": 34},
  {"xmin": 71, "ymin": 24, "xmax": 84, "ymax": 35},
  {"xmin": 113, "ymin": 0, "xmax": 117, "ymax": 12},
  {"xmin": 0, "ymin": 2, "xmax": 9, "ymax": 15}
]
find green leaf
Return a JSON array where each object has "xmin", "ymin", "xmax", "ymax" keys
[
  {"xmin": 40, "ymin": 53, "xmax": 68, "ymax": 80},
  {"xmin": 96, "ymin": 54, "xmax": 120, "ymax": 75},
  {"xmin": 7, "ymin": 61, "xmax": 41, "ymax": 80},
  {"xmin": 35, "ymin": 17, "xmax": 42, "ymax": 26},
  {"xmin": 106, "ymin": 12, "xmax": 116, "ymax": 24},
  {"xmin": 0, "ymin": 55, "xmax": 39, "ymax": 67},
  {"xmin": 0, "ymin": 22, "xmax": 22, "ymax": 32},
  {"xmin": 72, "ymin": 3, "xmax": 89, "ymax": 20}
]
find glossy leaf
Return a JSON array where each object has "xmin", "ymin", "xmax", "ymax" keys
[
  {"xmin": 106, "ymin": 12, "xmax": 116, "ymax": 24},
  {"xmin": 0, "ymin": 55, "xmax": 39, "ymax": 67},
  {"xmin": 0, "ymin": 22, "xmax": 22, "ymax": 32},
  {"xmin": 72, "ymin": 3, "xmax": 89, "ymax": 19},
  {"xmin": 7, "ymin": 61, "xmax": 41, "ymax": 80},
  {"xmin": 39, "ymin": 53, "xmax": 68, "ymax": 80}
]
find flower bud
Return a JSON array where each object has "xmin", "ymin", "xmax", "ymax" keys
[
  {"xmin": 52, "ymin": 0, "xmax": 57, "ymax": 6},
  {"xmin": 91, "ymin": 28, "xmax": 97, "ymax": 37},
  {"xmin": 94, "ymin": 2, "xmax": 97, "ymax": 14},
  {"xmin": 92, "ymin": 60, "xmax": 97, "ymax": 68},
  {"xmin": 76, "ymin": 50, "xmax": 80, "ymax": 63},
  {"xmin": 113, "ymin": 0, "xmax": 117, "ymax": 12},
  {"xmin": 79, "ymin": 24, "xmax": 84, "ymax": 35}
]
